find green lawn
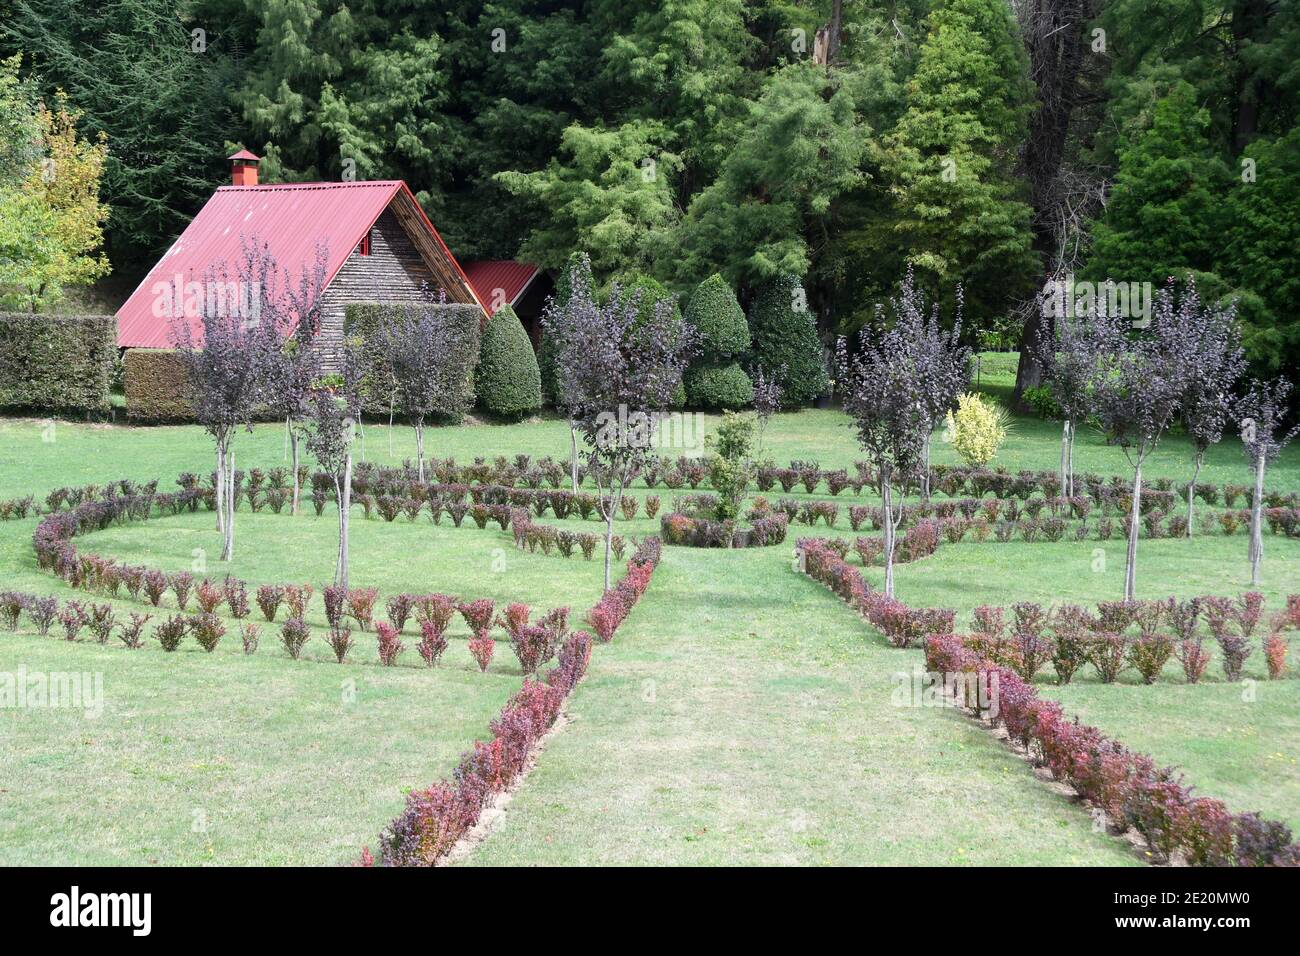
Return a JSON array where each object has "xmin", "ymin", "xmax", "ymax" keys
[{"xmin": 1, "ymin": 393, "xmax": 1297, "ymax": 865}]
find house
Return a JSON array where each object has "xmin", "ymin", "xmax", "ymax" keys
[
  {"xmin": 115, "ymin": 151, "xmax": 543, "ymax": 365},
  {"xmin": 459, "ymin": 260, "xmax": 553, "ymax": 347}
]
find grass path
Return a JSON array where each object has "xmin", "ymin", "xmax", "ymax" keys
[{"xmin": 467, "ymin": 545, "xmax": 1136, "ymax": 866}]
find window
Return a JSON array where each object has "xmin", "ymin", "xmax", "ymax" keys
[{"xmin": 359, "ymin": 231, "xmax": 372, "ymax": 256}]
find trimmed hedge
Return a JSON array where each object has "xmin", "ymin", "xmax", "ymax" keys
[
  {"xmin": 344, "ymin": 301, "xmax": 483, "ymax": 417},
  {"xmin": 685, "ymin": 273, "xmax": 749, "ymax": 360},
  {"xmin": 124, "ymin": 349, "xmax": 193, "ymax": 421},
  {"xmin": 0, "ymin": 312, "xmax": 115, "ymax": 413},
  {"xmin": 475, "ymin": 305, "xmax": 542, "ymax": 418},
  {"xmin": 748, "ymin": 275, "xmax": 830, "ymax": 405},
  {"xmin": 684, "ymin": 361, "xmax": 753, "ymax": 410}
]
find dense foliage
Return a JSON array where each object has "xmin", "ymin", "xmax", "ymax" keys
[{"xmin": 475, "ymin": 304, "xmax": 543, "ymax": 419}]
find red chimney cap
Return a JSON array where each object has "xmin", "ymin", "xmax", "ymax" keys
[{"xmin": 228, "ymin": 149, "xmax": 260, "ymax": 162}]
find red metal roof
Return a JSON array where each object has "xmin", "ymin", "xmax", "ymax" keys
[
  {"xmin": 116, "ymin": 180, "xmax": 481, "ymax": 348},
  {"xmin": 462, "ymin": 261, "xmax": 541, "ymax": 316}
]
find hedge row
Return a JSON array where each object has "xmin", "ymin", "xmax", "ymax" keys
[
  {"xmin": 123, "ymin": 349, "xmax": 192, "ymax": 421},
  {"xmin": 0, "ymin": 312, "xmax": 115, "ymax": 413}
]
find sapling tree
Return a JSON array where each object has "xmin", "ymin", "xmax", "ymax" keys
[
  {"xmin": 1092, "ymin": 283, "xmax": 1192, "ymax": 599},
  {"xmin": 1178, "ymin": 291, "xmax": 1245, "ymax": 536},
  {"xmin": 836, "ymin": 316, "xmax": 929, "ymax": 599},
  {"xmin": 1032, "ymin": 307, "xmax": 1121, "ymax": 497},
  {"xmin": 706, "ymin": 411, "xmax": 755, "ymax": 523},
  {"xmin": 1237, "ymin": 378, "xmax": 1298, "ymax": 585},
  {"xmin": 750, "ymin": 362, "xmax": 785, "ymax": 464},
  {"xmin": 264, "ymin": 242, "xmax": 328, "ymax": 515},
  {"xmin": 306, "ymin": 341, "xmax": 365, "ymax": 590},
  {"xmin": 885, "ymin": 270, "xmax": 969, "ymax": 499},
  {"xmin": 553, "ymin": 279, "xmax": 694, "ymax": 590},
  {"xmin": 367, "ymin": 301, "xmax": 479, "ymax": 482},
  {"xmin": 171, "ymin": 237, "xmax": 282, "ymax": 561},
  {"xmin": 542, "ymin": 253, "xmax": 597, "ymax": 492}
]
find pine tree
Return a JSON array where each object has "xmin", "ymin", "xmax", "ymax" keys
[
  {"xmin": 748, "ymin": 274, "xmax": 828, "ymax": 406},
  {"xmin": 1085, "ymin": 82, "xmax": 1231, "ymax": 288},
  {"xmin": 882, "ymin": 0, "xmax": 1038, "ymax": 324}
]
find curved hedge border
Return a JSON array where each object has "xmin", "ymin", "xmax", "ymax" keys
[{"xmin": 795, "ymin": 536, "xmax": 1300, "ymax": 866}]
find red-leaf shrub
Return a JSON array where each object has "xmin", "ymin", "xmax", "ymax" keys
[
  {"xmin": 1128, "ymin": 633, "xmax": 1174, "ymax": 685},
  {"xmin": 326, "ymin": 624, "xmax": 355, "ymax": 663},
  {"xmin": 257, "ymin": 584, "xmax": 284, "ymax": 622},
  {"xmin": 1088, "ymin": 633, "xmax": 1129, "ymax": 683},
  {"xmin": 386, "ymin": 593, "xmax": 415, "ymax": 632},
  {"xmin": 118, "ymin": 612, "xmax": 151, "ymax": 649},
  {"xmin": 280, "ymin": 617, "xmax": 310, "ymax": 659},
  {"xmin": 191, "ymin": 613, "xmax": 225, "ymax": 652},
  {"xmin": 169, "ymin": 571, "xmax": 193, "ymax": 610},
  {"xmin": 28, "ymin": 596, "xmax": 57, "ymax": 636},
  {"xmin": 154, "ymin": 614, "xmax": 186, "ymax": 651},
  {"xmin": 973, "ymin": 605, "xmax": 1006, "ymax": 639},
  {"xmin": 323, "ymin": 584, "xmax": 347, "ymax": 628},
  {"xmin": 415, "ymin": 593, "xmax": 457, "ymax": 636},
  {"xmin": 240, "ymin": 622, "xmax": 260, "ymax": 655},
  {"xmin": 87, "ymin": 603, "xmax": 115, "ymax": 643},
  {"xmin": 143, "ymin": 569, "xmax": 168, "ymax": 607},
  {"xmin": 1236, "ymin": 592, "xmax": 1265, "ymax": 637},
  {"xmin": 469, "ymin": 634, "xmax": 494, "ymax": 672},
  {"xmin": 196, "ymin": 578, "xmax": 225, "ymax": 614},
  {"xmin": 1264, "ymin": 632, "xmax": 1288, "ymax": 679},
  {"xmin": 1176, "ymin": 638, "xmax": 1211, "ymax": 684},
  {"xmin": 417, "ymin": 620, "xmax": 448, "ymax": 667},
  {"xmin": 284, "ymin": 583, "xmax": 313, "ymax": 619},
  {"xmin": 459, "ymin": 599, "xmax": 495, "ymax": 638},
  {"xmin": 376, "ymin": 622, "xmax": 403, "ymax": 666},
  {"xmin": 348, "ymin": 587, "xmax": 379, "ymax": 631}
]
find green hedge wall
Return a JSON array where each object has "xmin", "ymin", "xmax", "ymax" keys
[
  {"xmin": 0, "ymin": 312, "xmax": 115, "ymax": 413},
  {"xmin": 124, "ymin": 349, "xmax": 193, "ymax": 421},
  {"xmin": 344, "ymin": 301, "xmax": 483, "ymax": 418}
]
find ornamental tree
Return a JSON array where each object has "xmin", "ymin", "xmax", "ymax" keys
[
  {"xmin": 474, "ymin": 304, "xmax": 542, "ymax": 419},
  {"xmin": 552, "ymin": 275, "xmax": 694, "ymax": 590},
  {"xmin": 1237, "ymin": 378, "xmax": 1299, "ymax": 586},
  {"xmin": 306, "ymin": 341, "xmax": 365, "ymax": 590},
  {"xmin": 1092, "ymin": 283, "xmax": 1194, "ymax": 599},
  {"xmin": 367, "ymin": 301, "xmax": 481, "ymax": 482},
  {"xmin": 1177, "ymin": 287, "xmax": 1245, "ymax": 536},
  {"xmin": 683, "ymin": 273, "xmax": 751, "ymax": 409},
  {"xmin": 837, "ymin": 311, "xmax": 930, "ymax": 599},
  {"xmin": 171, "ymin": 237, "xmax": 284, "ymax": 561},
  {"xmin": 541, "ymin": 253, "xmax": 594, "ymax": 491},
  {"xmin": 1032, "ymin": 302, "xmax": 1124, "ymax": 497}
]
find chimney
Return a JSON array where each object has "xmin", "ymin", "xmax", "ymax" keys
[{"xmin": 228, "ymin": 148, "xmax": 261, "ymax": 187}]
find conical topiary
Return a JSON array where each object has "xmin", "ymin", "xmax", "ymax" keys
[
  {"xmin": 685, "ymin": 273, "xmax": 749, "ymax": 361},
  {"xmin": 748, "ymin": 274, "xmax": 829, "ymax": 405},
  {"xmin": 475, "ymin": 304, "xmax": 542, "ymax": 419}
]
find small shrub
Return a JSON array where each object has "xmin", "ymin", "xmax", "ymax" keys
[
  {"xmin": 348, "ymin": 587, "xmax": 379, "ymax": 630},
  {"xmin": 191, "ymin": 613, "xmax": 225, "ymax": 652},
  {"xmin": 417, "ymin": 620, "xmax": 448, "ymax": 667},
  {"xmin": 224, "ymin": 578, "xmax": 250, "ymax": 619},
  {"xmin": 644, "ymin": 495, "xmax": 660, "ymax": 519},
  {"xmin": 1216, "ymin": 633, "xmax": 1253, "ymax": 682},
  {"xmin": 196, "ymin": 578, "xmax": 224, "ymax": 614},
  {"xmin": 58, "ymin": 602, "xmax": 86, "ymax": 641},
  {"xmin": 256, "ymin": 584, "xmax": 285, "ymax": 622},
  {"xmin": 28, "ymin": 596, "xmax": 58, "ymax": 636},
  {"xmin": 1264, "ymin": 632, "xmax": 1287, "ymax": 679},
  {"xmin": 118, "ymin": 613, "xmax": 152, "ymax": 649},
  {"xmin": 386, "ymin": 593, "xmax": 415, "ymax": 632},
  {"xmin": 1128, "ymin": 633, "xmax": 1174, "ymax": 684},
  {"xmin": 284, "ymin": 584, "xmax": 313, "ymax": 618},
  {"xmin": 459, "ymin": 599, "xmax": 495, "ymax": 638},
  {"xmin": 1175, "ymin": 638, "xmax": 1210, "ymax": 684},
  {"xmin": 323, "ymin": 584, "xmax": 347, "ymax": 628},
  {"xmin": 240, "ymin": 622, "xmax": 261, "ymax": 655},
  {"xmin": 87, "ymin": 604, "xmax": 115, "ymax": 643},
  {"xmin": 1088, "ymin": 633, "xmax": 1129, "ymax": 683},
  {"xmin": 326, "ymin": 624, "xmax": 355, "ymax": 663},
  {"xmin": 143, "ymin": 570, "xmax": 168, "ymax": 607},
  {"xmin": 280, "ymin": 617, "xmax": 310, "ymax": 659},
  {"xmin": 169, "ymin": 571, "xmax": 194, "ymax": 610},
  {"xmin": 155, "ymin": 615, "xmax": 187, "ymax": 651},
  {"xmin": 469, "ymin": 634, "xmax": 495, "ymax": 672}
]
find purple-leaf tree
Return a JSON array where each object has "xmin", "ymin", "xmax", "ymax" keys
[
  {"xmin": 1177, "ymin": 289, "xmax": 1245, "ymax": 536},
  {"xmin": 553, "ymin": 278, "xmax": 694, "ymax": 590},
  {"xmin": 1092, "ymin": 281, "xmax": 1193, "ymax": 599},
  {"xmin": 836, "ymin": 296, "xmax": 933, "ymax": 598},
  {"xmin": 542, "ymin": 254, "xmax": 595, "ymax": 492},
  {"xmin": 750, "ymin": 362, "xmax": 785, "ymax": 463},
  {"xmin": 171, "ymin": 237, "xmax": 284, "ymax": 561},
  {"xmin": 367, "ymin": 301, "xmax": 480, "ymax": 482},
  {"xmin": 305, "ymin": 340, "xmax": 365, "ymax": 589},
  {"xmin": 264, "ymin": 242, "xmax": 329, "ymax": 515},
  {"xmin": 1237, "ymin": 377, "xmax": 1298, "ymax": 585},
  {"xmin": 906, "ymin": 276, "xmax": 970, "ymax": 500},
  {"xmin": 1032, "ymin": 307, "xmax": 1122, "ymax": 497}
]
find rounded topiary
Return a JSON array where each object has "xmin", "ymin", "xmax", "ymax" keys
[
  {"xmin": 475, "ymin": 305, "xmax": 542, "ymax": 418},
  {"xmin": 748, "ymin": 274, "xmax": 830, "ymax": 405},
  {"xmin": 685, "ymin": 361, "xmax": 754, "ymax": 410},
  {"xmin": 685, "ymin": 274, "xmax": 749, "ymax": 361}
]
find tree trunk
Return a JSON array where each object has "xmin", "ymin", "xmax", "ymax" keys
[
  {"xmin": 1059, "ymin": 420, "xmax": 1069, "ymax": 498},
  {"xmin": 1186, "ymin": 452, "xmax": 1203, "ymax": 539},
  {"xmin": 415, "ymin": 420, "xmax": 426, "ymax": 483},
  {"xmin": 1067, "ymin": 424, "xmax": 1076, "ymax": 498},
  {"xmin": 601, "ymin": 470, "xmax": 626, "ymax": 592},
  {"xmin": 921, "ymin": 431, "xmax": 932, "ymax": 501},
  {"xmin": 215, "ymin": 440, "xmax": 225, "ymax": 535},
  {"xmin": 569, "ymin": 422, "xmax": 580, "ymax": 493},
  {"xmin": 882, "ymin": 477, "xmax": 896, "ymax": 598},
  {"xmin": 222, "ymin": 445, "xmax": 235, "ymax": 561},
  {"xmin": 1250, "ymin": 453, "xmax": 1265, "ymax": 585},
  {"xmin": 1124, "ymin": 460, "xmax": 1142, "ymax": 600},
  {"xmin": 336, "ymin": 456, "xmax": 353, "ymax": 590},
  {"xmin": 290, "ymin": 426, "xmax": 301, "ymax": 516}
]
